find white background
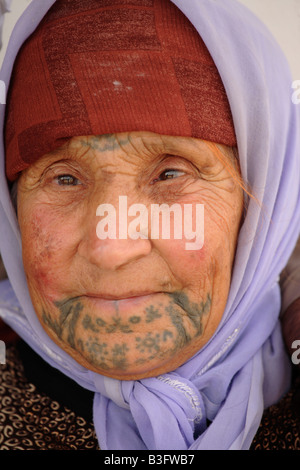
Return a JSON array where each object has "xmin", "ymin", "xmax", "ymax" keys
[{"xmin": 0, "ymin": 0, "xmax": 299, "ymax": 79}]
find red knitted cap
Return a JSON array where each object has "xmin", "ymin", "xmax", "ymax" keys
[{"xmin": 5, "ymin": 0, "xmax": 236, "ymax": 181}]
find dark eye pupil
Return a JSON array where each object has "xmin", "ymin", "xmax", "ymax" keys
[
  {"xmin": 160, "ymin": 169, "xmax": 179, "ymax": 180},
  {"xmin": 58, "ymin": 175, "xmax": 77, "ymax": 185}
]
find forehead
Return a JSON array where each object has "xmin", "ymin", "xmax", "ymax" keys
[{"xmin": 36, "ymin": 132, "xmax": 229, "ymax": 169}]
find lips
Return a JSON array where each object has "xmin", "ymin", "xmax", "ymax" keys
[
  {"xmin": 84, "ymin": 291, "xmax": 158, "ymax": 301},
  {"xmin": 82, "ymin": 292, "xmax": 160, "ymax": 310}
]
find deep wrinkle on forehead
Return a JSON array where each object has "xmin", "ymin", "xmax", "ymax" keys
[{"xmin": 36, "ymin": 132, "xmax": 226, "ymax": 173}]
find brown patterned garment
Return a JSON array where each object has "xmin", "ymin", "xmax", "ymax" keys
[
  {"xmin": 0, "ymin": 344, "xmax": 99, "ymax": 450},
  {"xmin": 1, "ymin": 341, "xmax": 300, "ymax": 450},
  {"xmin": 250, "ymin": 373, "xmax": 300, "ymax": 450}
]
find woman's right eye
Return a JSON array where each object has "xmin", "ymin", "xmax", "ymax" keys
[{"xmin": 55, "ymin": 174, "xmax": 81, "ymax": 186}]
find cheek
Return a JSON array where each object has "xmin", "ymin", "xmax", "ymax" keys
[
  {"xmin": 158, "ymin": 214, "xmax": 237, "ymax": 295},
  {"xmin": 158, "ymin": 237, "xmax": 208, "ymax": 285},
  {"xmin": 20, "ymin": 209, "xmax": 68, "ymax": 300}
]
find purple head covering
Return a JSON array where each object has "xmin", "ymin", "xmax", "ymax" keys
[{"xmin": 0, "ymin": 0, "xmax": 299, "ymax": 450}]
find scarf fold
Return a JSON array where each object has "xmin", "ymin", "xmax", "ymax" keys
[
  {"xmin": 0, "ymin": 0, "xmax": 299, "ymax": 450},
  {"xmin": 93, "ymin": 372, "xmax": 207, "ymax": 450}
]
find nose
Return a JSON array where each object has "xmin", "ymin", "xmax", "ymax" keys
[
  {"xmin": 79, "ymin": 237, "xmax": 152, "ymax": 271},
  {"xmin": 77, "ymin": 198, "xmax": 152, "ymax": 270}
]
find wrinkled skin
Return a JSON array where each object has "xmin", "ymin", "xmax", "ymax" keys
[{"xmin": 17, "ymin": 132, "xmax": 244, "ymax": 380}]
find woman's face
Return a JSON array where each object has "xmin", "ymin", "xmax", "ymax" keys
[{"xmin": 17, "ymin": 132, "xmax": 243, "ymax": 380}]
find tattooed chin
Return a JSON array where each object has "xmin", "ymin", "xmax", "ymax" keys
[{"xmin": 40, "ymin": 291, "xmax": 211, "ymax": 379}]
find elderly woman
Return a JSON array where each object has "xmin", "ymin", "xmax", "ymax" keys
[{"xmin": 0, "ymin": 0, "xmax": 299, "ymax": 451}]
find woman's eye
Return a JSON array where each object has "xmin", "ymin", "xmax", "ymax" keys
[
  {"xmin": 55, "ymin": 174, "xmax": 81, "ymax": 186},
  {"xmin": 155, "ymin": 169, "xmax": 186, "ymax": 182}
]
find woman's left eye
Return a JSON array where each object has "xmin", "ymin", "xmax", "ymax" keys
[
  {"xmin": 153, "ymin": 169, "xmax": 186, "ymax": 182},
  {"xmin": 55, "ymin": 174, "xmax": 81, "ymax": 186}
]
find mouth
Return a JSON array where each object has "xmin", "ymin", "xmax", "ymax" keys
[
  {"xmin": 84, "ymin": 291, "xmax": 158, "ymax": 300},
  {"xmin": 82, "ymin": 291, "xmax": 160, "ymax": 309}
]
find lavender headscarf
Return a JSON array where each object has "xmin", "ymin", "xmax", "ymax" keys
[{"xmin": 0, "ymin": 0, "xmax": 299, "ymax": 450}]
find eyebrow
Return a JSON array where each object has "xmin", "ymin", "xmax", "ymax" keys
[
  {"xmin": 77, "ymin": 134, "xmax": 131, "ymax": 153},
  {"xmin": 159, "ymin": 138, "xmax": 222, "ymax": 169},
  {"xmin": 44, "ymin": 133, "xmax": 226, "ymax": 171}
]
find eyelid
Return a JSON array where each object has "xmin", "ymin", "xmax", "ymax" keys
[
  {"xmin": 40, "ymin": 160, "xmax": 87, "ymax": 185},
  {"xmin": 150, "ymin": 154, "xmax": 201, "ymax": 182}
]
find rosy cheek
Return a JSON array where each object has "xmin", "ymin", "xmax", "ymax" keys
[
  {"xmin": 22, "ymin": 210, "xmax": 65, "ymax": 299},
  {"xmin": 181, "ymin": 247, "xmax": 207, "ymax": 281},
  {"xmin": 160, "ymin": 238, "xmax": 207, "ymax": 274}
]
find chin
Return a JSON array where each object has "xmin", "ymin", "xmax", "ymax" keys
[
  {"xmin": 35, "ymin": 287, "xmax": 216, "ymax": 380},
  {"xmin": 54, "ymin": 330, "xmax": 210, "ymax": 381}
]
